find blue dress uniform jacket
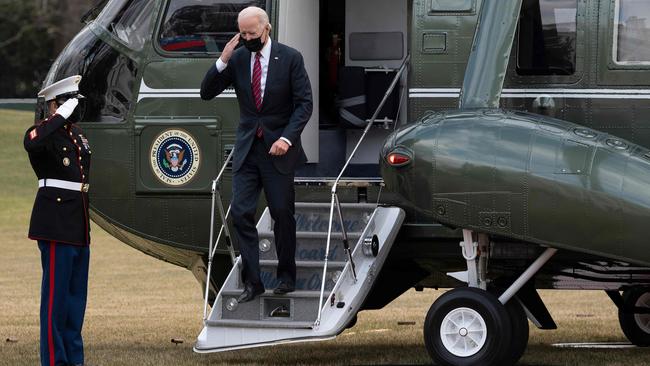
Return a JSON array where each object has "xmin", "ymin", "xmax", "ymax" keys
[{"xmin": 24, "ymin": 114, "xmax": 91, "ymax": 246}]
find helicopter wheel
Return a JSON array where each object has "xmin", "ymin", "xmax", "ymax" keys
[
  {"xmin": 619, "ymin": 287, "xmax": 650, "ymax": 346},
  {"xmin": 423, "ymin": 287, "xmax": 513, "ymax": 366},
  {"xmin": 502, "ymin": 297, "xmax": 529, "ymax": 364}
]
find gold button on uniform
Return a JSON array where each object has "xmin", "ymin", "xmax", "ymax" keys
[
  {"xmin": 63, "ymin": 157, "xmax": 70, "ymax": 166},
  {"xmin": 56, "ymin": 198, "xmax": 62, "ymax": 202},
  {"xmin": 63, "ymin": 147, "xmax": 67, "ymax": 152}
]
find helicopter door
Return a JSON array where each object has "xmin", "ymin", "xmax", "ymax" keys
[{"xmin": 134, "ymin": 0, "xmax": 270, "ymax": 193}]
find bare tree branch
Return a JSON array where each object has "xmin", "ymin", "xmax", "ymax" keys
[{"xmin": 0, "ymin": 24, "xmax": 36, "ymax": 49}]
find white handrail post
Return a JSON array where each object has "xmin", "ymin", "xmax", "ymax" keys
[
  {"xmin": 203, "ymin": 179, "xmax": 219, "ymax": 322},
  {"xmin": 202, "ymin": 149, "xmax": 235, "ymax": 323},
  {"xmin": 315, "ymin": 191, "xmax": 337, "ymax": 327}
]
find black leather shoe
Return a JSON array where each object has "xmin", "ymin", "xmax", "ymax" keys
[
  {"xmin": 273, "ymin": 281, "xmax": 295, "ymax": 295},
  {"xmin": 237, "ymin": 283, "xmax": 265, "ymax": 303}
]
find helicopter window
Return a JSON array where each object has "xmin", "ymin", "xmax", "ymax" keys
[
  {"xmin": 614, "ymin": 0, "xmax": 650, "ymax": 64},
  {"xmin": 158, "ymin": 0, "xmax": 268, "ymax": 54},
  {"xmin": 111, "ymin": 0, "xmax": 156, "ymax": 51},
  {"xmin": 80, "ymin": 43, "xmax": 137, "ymax": 123},
  {"xmin": 95, "ymin": 0, "xmax": 130, "ymax": 29},
  {"xmin": 516, "ymin": 0, "xmax": 577, "ymax": 76}
]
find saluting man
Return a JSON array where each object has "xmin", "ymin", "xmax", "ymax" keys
[
  {"xmin": 24, "ymin": 75, "xmax": 92, "ymax": 366},
  {"xmin": 201, "ymin": 6, "xmax": 313, "ymax": 302}
]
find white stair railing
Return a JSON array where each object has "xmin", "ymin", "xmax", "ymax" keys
[
  {"xmin": 203, "ymin": 148, "xmax": 236, "ymax": 323},
  {"xmin": 315, "ymin": 55, "xmax": 411, "ymax": 327}
]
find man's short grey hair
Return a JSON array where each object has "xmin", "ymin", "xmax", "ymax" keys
[{"xmin": 238, "ymin": 6, "xmax": 270, "ymax": 28}]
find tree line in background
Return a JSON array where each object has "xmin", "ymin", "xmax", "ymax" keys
[{"xmin": 0, "ymin": 0, "xmax": 97, "ymax": 98}]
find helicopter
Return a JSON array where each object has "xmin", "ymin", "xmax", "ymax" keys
[{"xmin": 39, "ymin": 0, "xmax": 650, "ymax": 364}]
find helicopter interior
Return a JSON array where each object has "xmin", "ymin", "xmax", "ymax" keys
[{"xmin": 294, "ymin": 0, "xmax": 410, "ymax": 180}]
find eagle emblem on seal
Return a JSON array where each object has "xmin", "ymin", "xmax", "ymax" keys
[{"xmin": 163, "ymin": 144, "xmax": 187, "ymax": 172}]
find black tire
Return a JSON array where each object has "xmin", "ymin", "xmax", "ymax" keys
[
  {"xmin": 487, "ymin": 287, "xmax": 529, "ymax": 365},
  {"xmin": 503, "ymin": 297, "xmax": 529, "ymax": 365},
  {"xmin": 619, "ymin": 287, "xmax": 650, "ymax": 347},
  {"xmin": 423, "ymin": 287, "xmax": 513, "ymax": 366}
]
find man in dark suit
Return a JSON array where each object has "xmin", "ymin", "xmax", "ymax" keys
[{"xmin": 200, "ymin": 6, "xmax": 313, "ymax": 303}]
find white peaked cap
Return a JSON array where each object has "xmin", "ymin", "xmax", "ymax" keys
[{"xmin": 38, "ymin": 75, "xmax": 82, "ymax": 101}]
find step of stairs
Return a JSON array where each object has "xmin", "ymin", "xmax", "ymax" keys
[
  {"xmin": 206, "ymin": 318, "xmax": 314, "ymax": 329},
  {"xmin": 219, "ymin": 289, "xmax": 321, "ymax": 322},
  {"xmin": 258, "ymin": 231, "xmax": 363, "ymax": 261},
  {"xmin": 257, "ymin": 202, "xmax": 376, "ymax": 235},
  {"xmin": 258, "ymin": 260, "xmax": 346, "ymax": 292}
]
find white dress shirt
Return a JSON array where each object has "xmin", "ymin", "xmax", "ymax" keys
[{"xmin": 216, "ymin": 38, "xmax": 292, "ymax": 146}]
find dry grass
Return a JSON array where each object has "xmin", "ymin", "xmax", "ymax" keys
[{"xmin": 2, "ymin": 109, "xmax": 650, "ymax": 365}]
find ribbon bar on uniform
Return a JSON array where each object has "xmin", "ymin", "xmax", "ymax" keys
[{"xmin": 38, "ymin": 179, "xmax": 89, "ymax": 193}]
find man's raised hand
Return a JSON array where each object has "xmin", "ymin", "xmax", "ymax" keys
[{"xmin": 220, "ymin": 33, "xmax": 241, "ymax": 64}]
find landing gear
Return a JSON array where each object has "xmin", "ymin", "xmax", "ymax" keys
[
  {"xmin": 618, "ymin": 287, "xmax": 650, "ymax": 346},
  {"xmin": 426, "ymin": 230, "xmax": 554, "ymax": 365},
  {"xmin": 424, "ymin": 287, "xmax": 512, "ymax": 366}
]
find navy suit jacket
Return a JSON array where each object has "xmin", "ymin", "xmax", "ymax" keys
[{"xmin": 200, "ymin": 40, "xmax": 313, "ymax": 175}]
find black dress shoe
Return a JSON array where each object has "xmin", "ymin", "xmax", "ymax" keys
[
  {"xmin": 237, "ymin": 283, "xmax": 265, "ymax": 303},
  {"xmin": 273, "ymin": 281, "xmax": 295, "ymax": 295}
]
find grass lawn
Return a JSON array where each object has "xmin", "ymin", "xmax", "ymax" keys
[{"xmin": 1, "ymin": 109, "xmax": 650, "ymax": 365}]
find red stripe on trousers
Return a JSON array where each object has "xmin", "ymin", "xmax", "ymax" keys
[{"xmin": 48, "ymin": 241, "xmax": 56, "ymax": 366}]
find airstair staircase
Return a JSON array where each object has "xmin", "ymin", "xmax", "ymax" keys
[
  {"xmin": 195, "ymin": 201, "xmax": 404, "ymax": 352},
  {"xmin": 195, "ymin": 54, "xmax": 410, "ymax": 353}
]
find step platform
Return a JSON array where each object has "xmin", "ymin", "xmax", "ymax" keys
[{"xmin": 195, "ymin": 203, "xmax": 404, "ymax": 353}]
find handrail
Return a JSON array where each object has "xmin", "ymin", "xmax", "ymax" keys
[
  {"xmin": 203, "ymin": 148, "xmax": 235, "ymax": 322},
  {"xmin": 315, "ymin": 55, "xmax": 411, "ymax": 327}
]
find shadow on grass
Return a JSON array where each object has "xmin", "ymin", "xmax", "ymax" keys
[
  {"xmin": 520, "ymin": 343, "xmax": 650, "ymax": 366},
  {"xmin": 86, "ymin": 341, "xmax": 432, "ymax": 366}
]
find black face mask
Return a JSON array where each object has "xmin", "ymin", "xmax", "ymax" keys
[{"xmin": 243, "ymin": 35, "xmax": 264, "ymax": 53}]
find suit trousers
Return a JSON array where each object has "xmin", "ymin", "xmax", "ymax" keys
[
  {"xmin": 38, "ymin": 241, "xmax": 89, "ymax": 366},
  {"xmin": 232, "ymin": 137, "xmax": 297, "ymax": 288}
]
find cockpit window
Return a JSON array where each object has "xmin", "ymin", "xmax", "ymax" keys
[
  {"xmin": 158, "ymin": 0, "xmax": 268, "ymax": 54},
  {"xmin": 614, "ymin": 0, "xmax": 650, "ymax": 64},
  {"xmin": 112, "ymin": 0, "xmax": 156, "ymax": 51},
  {"xmin": 95, "ymin": 0, "xmax": 130, "ymax": 28},
  {"xmin": 516, "ymin": 0, "xmax": 578, "ymax": 76},
  {"xmin": 95, "ymin": 0, "xmax": 155, "ymax": 51}
]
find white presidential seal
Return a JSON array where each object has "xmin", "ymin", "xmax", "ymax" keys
[{"xmin": 150, "ymin": 129, "xmax": 201, "ymax": 186}]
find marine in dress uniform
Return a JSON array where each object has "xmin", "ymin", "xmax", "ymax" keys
[{"xmin": 24, "ymin": 75, "xmax": 92, "ymax": 366}]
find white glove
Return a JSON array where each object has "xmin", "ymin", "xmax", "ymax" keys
[{"xmin": 56, "ymin": 98, "xmax": 79, "ymax": 120}]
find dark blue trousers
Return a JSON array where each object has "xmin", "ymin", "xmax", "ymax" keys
[
  {"xmin": 38, "ymin": 241, "xmax": 89, "ymax": 366},
  {"xmin": 232, "ymin": 138, "xmax": 297, "ymax": 287}
]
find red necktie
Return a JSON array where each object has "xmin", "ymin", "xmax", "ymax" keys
[
  {"xmin": 252, "ymin": 52, "xmax": 263, "ymax": 111},
  {"xmin": 252, "ymin": 52, "xmax": 263, "ymax": 138}
]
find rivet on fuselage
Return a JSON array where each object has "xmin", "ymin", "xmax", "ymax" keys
[
  {"xmin": 606, "ymin": 139, "xmax": 628, "ymax": 150},
  {"xmin": 573, "ymin": 128, "xmax": 597, "ymax": 139}
]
